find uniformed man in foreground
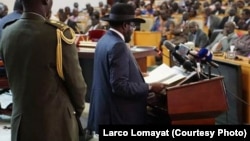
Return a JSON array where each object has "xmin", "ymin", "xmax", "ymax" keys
[{"xmin": 0, "ymin": 0, "xmax": 87, "ymax": 141}]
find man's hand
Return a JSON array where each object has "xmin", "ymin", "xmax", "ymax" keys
[{"xmin": 149, "ymin": 82, "xmax": 167, "ymax": 93}]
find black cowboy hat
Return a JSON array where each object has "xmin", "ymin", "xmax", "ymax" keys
[{"xmin": 101, "ymin": 3, "xmax": 145, "ymax": 23}]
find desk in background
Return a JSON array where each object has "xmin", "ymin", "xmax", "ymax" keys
[
  {"xmin": 78, "ymin": 46, "xmax": 157, "ymax": 102},
  {"xmin": 213, "ymin": 55, "xmax": 250, "ymax": 124},
  {"xmin": 162, "ymin": 47, "xmax": 250, "ymax": 124}
]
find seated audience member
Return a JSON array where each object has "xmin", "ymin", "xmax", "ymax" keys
[
  {"xmin": 150, "ymin": 10, "xmax": 161, "ymax": 31},
  {"xmin": 211, "ymin": 1, "xmax": 225, "ymax": 15},
  {"xmin": 170, "ymin": 2, "xmax": 184, "ymax": 14},
  {"xmin": 64, "ymin": 6, "xmax": 72, "ymax": 17},
  {"xmin": 225, "ymin": 0, "xmax": 235, "ymax": 6},
  {"xmin": 188, "ymin": 7, "xmax": 197, "ymax": 19},
  {"xmin": 236, "ymin": 0, "xmax": 245, "ymax": 15},
  {"xmin": 187, "ymin": 21, "xmax": 209, "ymax": 48},
  {"xmin": 69, "ymin": 8, "xmax": 79, "ymax": 22},
  {"xmin": 160, "ymin": 10, "xmax": 176, "ymax": 49},
  {"xmin": 245, "ymin": 0, "xmax": 250, "ymax": 6},
  {"xmin": 166, "ymin": 12, "xmax": 192, "ymax": 46},
  {"xmin": 232, "ymin": 24, "xmax": 250, "ymax": 57},
  {"xmin": 206, "ymin": 21, "xmax": 238, "ymax": 52},
  {"xmin": 218, "ymin": 8, "xmax": 240, "ymax": 29},
  {"xmin": 84, "ymin": 11, "xmax": 104, "ymax": 35},
  {"xmin": 141, "ymin": 2, "xmax": 154, "ymax": 15},
  {"xmin": 204, "ymin": 7, "xmax": 221, "ymax": 38},
  {"xmin": 176, "ymin": 12, "xmax": 191, "ymax": 30},
  {"xmin": 58, "ymin": 11, "xmax": 68, "ymax": 24},
  {"xmin": 237, "ymin": 8, "xmax": 250, "ymax": 30},
  {"xmin": 127, "ymin": 0, "xmax": 137, "ymax": 10}
]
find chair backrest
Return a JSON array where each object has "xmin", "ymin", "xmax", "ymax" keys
[
  {"xmin": 88, "ymin": 29, "xmax": 106, "ymax": 42},
  {"xmin": 140, "ymin": 16, "xmax": 154, "ymax": 31}
]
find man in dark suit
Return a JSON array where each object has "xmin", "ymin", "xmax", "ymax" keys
[
  {"xmin": 87, "ymin": 3, "xmax": 165, "ymax": 135},
  {"xmin": 238, "ymin": 8, "xmax": 250, "ymax": 30},
  {"xmin": 0, "ymin": 0, "xmax": 87, "ymax": 141},
  {"xmin": 84, "ymin": 11, "xmax": 104, "ymax": 35},
  {"xmin": 204, "ymin": 7, "xmax": 221, "ymax": 38},
  {"xmin": 211, "ymin": 1, "xmax": 225, "ymax": 15},
  {"xmin": 218, "ymin": 8, "xmax": 240, "ymax": 30},
  {"xmin": 187, "ymin": 21, "xmax": 209, "ymax": 48}
]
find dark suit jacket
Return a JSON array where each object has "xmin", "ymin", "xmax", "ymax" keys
[
  {"xmin": 238, "ymin": 19, "xmax": 250, "ymax": 30},
  {"xmin": 218, "ymin": 16, "xmax": 240, "ymax": 29},
  {"xmin": 87, "ymin": 30, "xmax": 149, "ymax": 134},
  {"xmin": 211, "ymin": 9, "xmax": 225, "ymax": 15},
  {"xmin": 0, "ymin": 13, "xmax": 86, "ymax": 141},
  {"xmin": 188, "ymin": 29, "xmax": 209, "ymax": 48},
  {"xmin": 207, "ymin": 15, "xmax": 221, "ymax": 30},
  {"xmin": 206, "ymin": 15, "xmax": 221, "ymax": 38}
]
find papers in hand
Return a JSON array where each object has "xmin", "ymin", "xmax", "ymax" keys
[{"xmin": 144, "ymin": 64, "xmax": 187, "ymax": 85}]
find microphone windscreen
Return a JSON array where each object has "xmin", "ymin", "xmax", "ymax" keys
[
  {"xmin": 198, "ymin": 48, "xmax": 212, "ymax": 62},
  {"xmin": 172, "ymin": 52, "xmax": 186, "ymax": 64},
  {"xmin": 198, "ymin": 48, "xmax": 218, "ymax": 68},
  {"xmin": 163, "ymin": 40, "xmax": 176, "ymax": 52},
  {"xmin": 183, "ymin": 60, "xmax": 195, "ymax": 71}
]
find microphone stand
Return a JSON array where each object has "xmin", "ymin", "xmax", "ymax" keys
[
  {"xmin": 208, "ymin": 64, "xmax": 212, "ymax": 79},
  {"xmin": 206, "ymin": 61, "xmax": 219, "ymax": 79}
]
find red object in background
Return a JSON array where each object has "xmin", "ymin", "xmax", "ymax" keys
[{"xmin": 88, "ymin": 29, "xmax": 106, "ymax": 42}]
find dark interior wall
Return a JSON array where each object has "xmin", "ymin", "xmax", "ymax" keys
[{"xmin": 204, "ymin": 61, "xmax": 243, "ymax": 124}]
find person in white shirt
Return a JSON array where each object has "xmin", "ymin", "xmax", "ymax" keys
[{"xmin": 206, "ymin": 21, "xmax": 238, "ymax": 53}]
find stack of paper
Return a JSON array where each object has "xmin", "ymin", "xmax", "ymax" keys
[
  {"xmin": 144, "ymin": 64, "xmax": 187, "ymax": 85},
  {"xmin": 78, "ymin": 41, "xmax": 97, "ymax": 47}
]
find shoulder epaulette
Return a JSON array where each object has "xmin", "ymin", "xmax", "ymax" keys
[
  {"xmin": 46, "ymin": 19, "xmax": 69, "ymax": 31},
  {"xmin": 46, "ymin": 19, "xmax": 76, "ymax": 45},
  {"xmin": 46, "ymin": 20, "xmax": 76, "ymax": 81},
  {"xmin": 3, "ymin": 19, "xmax": 18, "ymax": 29}
]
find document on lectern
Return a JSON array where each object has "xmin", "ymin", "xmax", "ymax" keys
[{"xmin": 144, "ymin": 64, "xmax": 187, "ymax": 85}]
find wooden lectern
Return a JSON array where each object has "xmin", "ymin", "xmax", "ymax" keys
[{"xmin": 147, "ymin": 74, "xmax": 228, "ymax": 125}]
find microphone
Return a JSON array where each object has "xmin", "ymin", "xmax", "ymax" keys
[
  {"xmin": 188, "ymin": 48, "xmax": 219, "ymax": 68},
  {"xmin": 163, "ymin": 40, "xmax": 195, "ymax": 71}
]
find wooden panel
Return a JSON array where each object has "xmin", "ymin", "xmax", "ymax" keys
[
  {"xmin": 140, "ymin": 16, "xmax": 154, "ymax": 31},
  {"xmin": 171, "ymin": 118, "xmax": 215, "ymax": 125},
  {"xmin": 133, "ymin": 31, "xmax": 161, "ymax": 47},
  {"xmin": 162, "ymin": 46, "xmax": 171, "ymax": 66},
  {"xmin": 167, "ymin": 76, "xmax": 228, "ymax": 122},
  {"xmin": 133, "ymin": 31, "xmax": 161, "ymax": 67}
]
